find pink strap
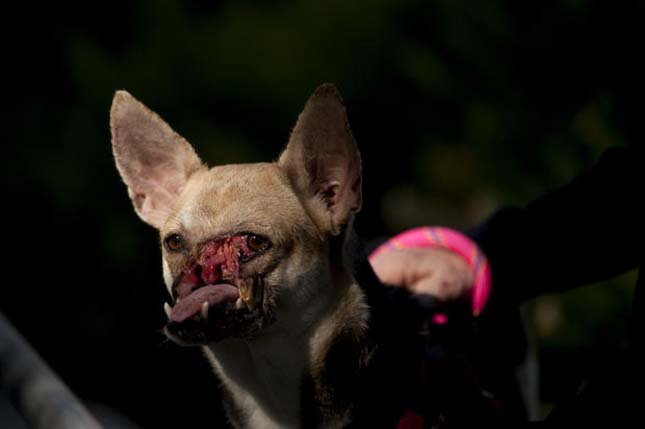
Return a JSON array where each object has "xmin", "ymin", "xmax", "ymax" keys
[
  {"xmin": 397, "ymin": 408, "xmax": 424, "ymax": 429},
  {"xmin": 369, "ymin": 227, "xmax": 492, "ymax": 317}
]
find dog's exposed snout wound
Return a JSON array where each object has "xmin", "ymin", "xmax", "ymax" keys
[{"xmin": 169, "ymin": 235, "xmax": 259, "ymax": 323}]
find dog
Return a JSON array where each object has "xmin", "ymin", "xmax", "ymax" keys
[{"xmin": 110, "ymin": 84, "xmax": 430, "ymax": 428}]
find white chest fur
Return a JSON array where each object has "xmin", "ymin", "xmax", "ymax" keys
[{"xmin": 204, "ymin": 332, "xmax": 309, "ymax": 428}]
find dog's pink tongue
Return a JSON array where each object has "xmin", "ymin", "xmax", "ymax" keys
[{"xmin": 171, "ymin": 284, "xmax": 239, "ymax": 323}]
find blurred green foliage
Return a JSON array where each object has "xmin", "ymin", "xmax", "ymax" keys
[{"xmin": 17, "ymin": 1, "xmax": 630, "ymax": 225}]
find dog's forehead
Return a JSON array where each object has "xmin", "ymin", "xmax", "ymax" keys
[{"xmin": 166, "ymin": 162, "xmax": 307, "ymax": 238}]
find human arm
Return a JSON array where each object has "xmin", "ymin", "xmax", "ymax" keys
[{"xmin": 370, "ymin": 144, "xmax": 644, "ymax": 308}]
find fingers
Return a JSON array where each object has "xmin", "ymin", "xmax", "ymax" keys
[
  {"xmin": 370, "ymin": 247, "xmax": 474, "ymax": 301},
  {"xmin": 410, "ymin": 264, "xmax": 470, "ymax": 300},
  {"xmin": 369, "ymin": 249, "xmax": 410, "ymax": 286}
]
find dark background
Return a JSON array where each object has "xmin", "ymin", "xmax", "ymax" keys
[{"xmin": 4, "ymin": 0, "xmax": 643, "ymax": 426}]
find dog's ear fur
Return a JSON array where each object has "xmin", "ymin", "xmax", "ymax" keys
[
  {"xmin": 279, "ymin": 84, "xmax": 362, "ymax": 236},
  {"xmin": 110, "ymin": 91, "xmax": 204, "ymax": 229}
]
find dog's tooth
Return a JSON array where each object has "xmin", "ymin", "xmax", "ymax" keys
[
  {"xmin": 235, "ymin": 297, "xmax": 244, "ymax": 310},
  {"xmin": 201, "ymin": 301, "xmax": 209, "ymax": 320},
  {"xmin": 239, "ymin": 279, "xmax": 256, "ymax": 310},
  {"xmin": 238, "ymin": 280, "xmax": 249, "ymax": 304},
  {"xmin": 245, "ymin": 284, "xmax": 255, "ymax": 309},
  {"xmin": 163, "ymin": 302, "xmax": 172, "ymax": 319}
]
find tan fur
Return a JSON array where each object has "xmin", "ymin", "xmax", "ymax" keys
[
  {"xmin": 309, "ymin": 281, "xmax": 369, "ymax": 376},
  {"xmin": 111, "ymin": 84, "xmax": 369, "ymax": 428}
]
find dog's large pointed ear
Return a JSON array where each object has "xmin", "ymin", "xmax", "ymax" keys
[
  {"xmin": 110, "ymin": 91, "xmax": 204, "ymax": 229},
  {"xmin": 279, "ymin": 84, "xmax": 362, "ymax": 236}
]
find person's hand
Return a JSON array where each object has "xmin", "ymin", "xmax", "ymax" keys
[{"xmin": 369, "ymin": 247, "xmax": 474, "ymax": 301}]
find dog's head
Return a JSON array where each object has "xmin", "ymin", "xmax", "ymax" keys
[{"xmin": 111, "ymin": 84, "xmax": 362, "ymax": 345}]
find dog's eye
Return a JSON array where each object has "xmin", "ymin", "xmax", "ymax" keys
[
  {"xmin": 246, "ymin": 234, "xmax": 269, "ymax": 252},
  {"xmin": 164, "ymin": 234, "xmax": 184, "ymax": 252}
]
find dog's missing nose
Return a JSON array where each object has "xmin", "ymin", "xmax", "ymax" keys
[{"xmin": 111, "ymin": 84, "xmax": 421, "ymax": 428}]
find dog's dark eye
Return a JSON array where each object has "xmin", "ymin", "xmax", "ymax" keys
[
  {"xmin": 247, "ymin": 234, "xmax": 269, "ymax": 252},
  {"xmin": 164, "ymin": 233, "xmax": 184, "ymax": 252}
]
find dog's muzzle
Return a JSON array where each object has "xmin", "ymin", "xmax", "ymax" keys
[{"xmin": 163, "ymin": 235, "xmax": 271, "ymax": 345}]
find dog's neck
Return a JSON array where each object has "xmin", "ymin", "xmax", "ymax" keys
[
  {"xmin": 204, "ymin": 330, "xmax": 310, "ymax": 428},
  {"xmin": 204, "ymin": 268, "xmax": 368, "ymax": 428}
]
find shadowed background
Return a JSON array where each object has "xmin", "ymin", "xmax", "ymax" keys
[{"xmin": 5, "ymin": 0, "xmax": 643, "ymax": 425}]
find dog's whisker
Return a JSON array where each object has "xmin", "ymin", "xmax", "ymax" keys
[
  {"xmin": 254, "ymin": 287, "xmax": 261, "ymax": 308},
  {"xmin": 254, "ymin": 279, "xmax": 263, "ymax": 311}
]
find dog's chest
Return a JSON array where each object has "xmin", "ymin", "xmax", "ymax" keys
[
  {"xmin": 231, "ymin": 393, "xmax": 284, "ymax": 429},
  {"xmin": 204, "ymin": 337, "xmax": 307, "ymax": 428}
]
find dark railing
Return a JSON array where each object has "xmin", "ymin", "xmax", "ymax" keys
[{"xmin": 0, "ymin": 312, "xmax": 102, "ymax": 429}]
